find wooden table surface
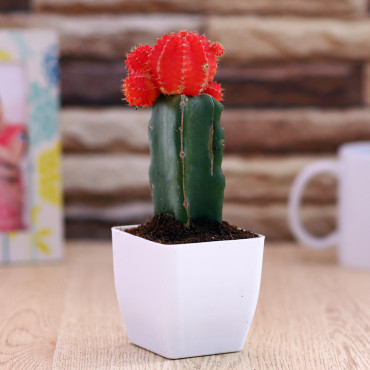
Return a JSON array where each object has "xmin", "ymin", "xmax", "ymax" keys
[{"xmin": 0, "ymin": 242, "xmax": 369, "ymax": 369}]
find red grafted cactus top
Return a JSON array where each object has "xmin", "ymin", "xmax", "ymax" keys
[{"xmin": 123, "ymin": 30, "xmax": 224, "ymax": 107}]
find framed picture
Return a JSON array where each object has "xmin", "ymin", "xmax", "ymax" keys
[{"xmin": 0, "ymin": 30, "xmax": 63, "ymax": 263}]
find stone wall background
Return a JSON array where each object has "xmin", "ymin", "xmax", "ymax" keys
[{"xmin": 2, "ymin": 0, "xmax": 370, "ymax": 240}]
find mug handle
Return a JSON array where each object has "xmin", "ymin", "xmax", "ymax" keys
[{"xmin": 288, "ymin": 160, "xmax": 339, "ymax": 249}]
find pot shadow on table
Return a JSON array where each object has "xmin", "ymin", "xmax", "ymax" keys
[{"xmin": 106, "ymin": 342, "xmax": 246, "ymax": 368}]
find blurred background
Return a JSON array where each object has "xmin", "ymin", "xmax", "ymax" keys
[{"xmin": 2, "ymin": 0, "xmax": 370, "ymax": 241}]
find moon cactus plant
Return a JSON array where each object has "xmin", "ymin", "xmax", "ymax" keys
[{"xmin": 122, "ymin": 30, "xmax": 225, "ymax": 227}]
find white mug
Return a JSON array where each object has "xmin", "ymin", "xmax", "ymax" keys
[{"xmin": 288, "ymin": 142, "xmax": 370, "ymax": 269}]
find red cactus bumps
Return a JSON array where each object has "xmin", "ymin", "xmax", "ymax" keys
[
  {"xmin": 125, "ymin": 44, "xmax": 152, "ymax": 74},
  {"xmin": 122, "ymin": 31, "xmax": 224, "ymax": 107},
  {"xmin": 204, "ymin": 81, "xmax": 223, "ymax": 101},
  {"xmin": 123, "ymin": 73, "xmax": 160, "ymax": 108},
  {"xmin": 123, "ymin": 45, "xmax": 160, "ymax": 107},
  {"xmin": 150, "ymin": 31, "xmax": 223, "ymax": 96}
]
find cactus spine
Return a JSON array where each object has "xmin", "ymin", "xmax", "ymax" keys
[{"xmin": 149, "ymin": 93, "xmax": 225, "ymax": 227}]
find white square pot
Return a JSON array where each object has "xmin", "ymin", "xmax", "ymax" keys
[{"xmin": 112, "ymin": 225, "xmax": 265, "ymax": 359}]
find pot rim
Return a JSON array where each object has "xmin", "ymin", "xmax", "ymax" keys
[{"xmin": 112, "ymin": 225, "xmax": 265, "ymax": 248}]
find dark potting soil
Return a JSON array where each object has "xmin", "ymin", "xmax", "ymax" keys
[{"xmin": 125, "ymin": 214, "xmax": 258, "ymax": 244}]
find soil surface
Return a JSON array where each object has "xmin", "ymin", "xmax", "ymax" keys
[{"xmin": 125, "ymin": 214, "xmax": 258, "ymax": 244}]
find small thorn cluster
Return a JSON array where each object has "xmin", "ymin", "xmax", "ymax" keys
[{"xmin": 122, "ymin": 30, "xmax": 224, "ymax": 107}]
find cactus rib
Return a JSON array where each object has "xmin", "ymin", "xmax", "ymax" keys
[
  {"xmin": 149, "ymin": 94, "xmax": 225, "ymax": 227},
  {"xmin": 179, "ymin": 95, "xmax": 190, "ymax": 227}
]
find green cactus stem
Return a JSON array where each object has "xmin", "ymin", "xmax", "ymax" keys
[{"xmin": 149, "ymin": 93, "xmax": 225, "ymax": 228}]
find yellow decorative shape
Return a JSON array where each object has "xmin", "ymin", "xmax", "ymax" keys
[
  {"xmin": 8, "ymin": 231, "xmax": 17, "ymax": 240},
  {"xmin": 31, "ymin": 206, "xmax": 41, "ymax": 225},
  {"xmin": 30, "ymin": 206, "xmax": 52, "ymax": 255},
  {"xmin": 37, "ymin": 141, "xmax": 62, "ymax": 207},
  {"xmin": 34, "ymin": 229, "xmax": 52, "ymax": 255},
  {"xmin": 0, "ymin": 49, "xmax": 12, "ymax": 61},
  {"xmin": 37, "ymin": 229, "xmax": 51, "ymax": 238}
]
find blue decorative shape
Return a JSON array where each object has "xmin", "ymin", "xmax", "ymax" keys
[
  {"xmin": 43, "ymin": 44, "xmax": 59, "ymax": 87},
  {"xmin": 29, "ymin": 82, "xmax": 59, "ymax": 146}
]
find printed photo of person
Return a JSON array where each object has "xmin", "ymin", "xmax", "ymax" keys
[{"xmin": 0, "ymin": 64, "xmax": 28, "ymax": 232}]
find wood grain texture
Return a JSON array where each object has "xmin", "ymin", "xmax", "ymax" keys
[
  {"xmin": 0, "ymin": 263, "xmax": 67, "ymax": 368},
  {"xmin": 61, "ymin": 108, "xmax": 150, "ymax": 154},
  {"xmin": 1, "ymin": 243, "xmax": 369, "ymax": 368},
  {"xmin": 61, "ymin": 60, "xmax": 124, "ymax": 106},
  {"xmin": 4, "ymin": 14, "xmax": 370, "ymax": 61},
  {"xmin": 0, "ymin": 14, "xmax": 203, "ymax": 60},
  {"xmin": 62, "ymin": 154, "xmax": 336, "ymax": 203},
  {"xmin": 61, "ymin": 61, "xmax": 363, "ymax": 108},
  {"xmin": 218, "ymin": 63, "xmax": 363, "ymax": 108},
  {"xmin": 222, "ymin": 108, "xmax": 370, "ymax": 154},
  {"xmin": 61, "ymin": 108, "xmax": 370, "ymax": 154},
  {"xmin": 51, "ymin": 243, "xmax": 128, "ymax": 368},
  {"xmin": 207, "ymin": 16, "xmax": 370, "ymax": 61},
  {"xmin": 63, "ymin": 201, "xmax": 336, "ymax": 240},
  {"xmin": 365, "ymin": 63, "xmax": 370, "ymax": 105},
  {"xmin": 0, "ymin": 0, "xmax": 30, "ymax": 11},
  {"xmin": 33, "ymin": 0, "xmax": 368, "ymax": 16}
]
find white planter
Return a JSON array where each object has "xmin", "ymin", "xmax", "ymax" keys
[{"xmin": 112, "ymin": 225, "xmax": 265, "ymax": 359}]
